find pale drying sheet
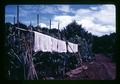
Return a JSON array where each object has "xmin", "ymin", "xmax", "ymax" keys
[
  {"xmin": 68, "ymin": 42, "xmax": 78, "ymax": 53},
  {"xmin": 34, "ymin": 31, "xmax": 78, "ymax": 53},
  {"xmin": 57, "ymin": 39, "xmax": 67, "ymax": 52},
  {"xmin": 34, "ymin": 31, "xmax": 43, "ymax": 52},
  {"xmin": 34, "ymin": 31, "xmax": 52, "ymax": 52},
  {"xmin": 51, "ymin": 37, "xmax": 58, "ymax": 52}
]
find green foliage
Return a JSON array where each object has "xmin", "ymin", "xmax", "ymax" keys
[
  {"xmin": 92, "ymin": 33, "xmax": 116, "ymax": 61},
  {"xmin": 33, "ymin": 52, "xmax": 78, "ymax": 78},
  {"xmin": 61, "ymin": 21, "xmax": 94, "ymax": 61},
  {"xmin": 14, "ymin": 22, "xmax": 27, "ymax": 29}
]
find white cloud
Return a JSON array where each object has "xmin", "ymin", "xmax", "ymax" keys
[
  {"xmin": 20, "ymin": 5, "xmax": 57, "ymax": 17},
  {"xmin": 31, "ymin": 5, "xmax": 116, "ymax": 36},
  {"xmin": 40, "ymin": 23, "xmax": 49, "ymax": 28},
  {"xmin": 51, "ymin": 21, "xmax": 58, "ymax": 29},
  {"xmin": 57, "ymin": 5, "xmax": 75, "ymax": 13},
  {"xmin": 52, "ymin": 15, "xmax": 74, "ymax": 30},
  {"xmin": 74, "ymin": 4, "xmax": 116, "ymax": 36},
  {"xmin": 94, "ymin": 4, "xmax": 115, "ymax": 26},
  {"xmin": 58, "ymin": 5, "xmax": 70, "ymax": 13},
  {"xmin": 40, "ymin": 4, "xmax": 115, "ymax": 36},
  {"xmin": 90, "ymin": 6, "xmax": 99, "ymax": 11},
  {"xmin": 76, "ymin": 9, "xmax": 93, "ymax": 17},
  {"xmin": 40, "ymin": 6, "xmax": 57, "ymax": 14}
]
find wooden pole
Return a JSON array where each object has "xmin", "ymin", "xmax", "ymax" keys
[
  {"xmin": 13, "ymin": 16, "xmax": 15, "ymax": 25},
  {"xmin": 58, "ymin": 21, "xmax": 60, "ymax": 30},
  {"xmin": 50, "ymin": 19, "xmax": 51, "ymax": 29},
  {"xmin": 17, "ymin": 5, "xmax": 19, "ymax": 27},
  {"xmin": 23, "ymin": 32, "xmax": 38, "ymax": 80},
  {"xmin": 37, "ymin": 14, "xmax": 39, "ymax": 27},
  {"xmin": 58, "ymin": 21, "xmax": 60, "ymax": 39}
]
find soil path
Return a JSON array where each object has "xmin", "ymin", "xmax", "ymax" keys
[{"xmin": 66, "ymin": 53, "xmax": 116, "ymax": 80}]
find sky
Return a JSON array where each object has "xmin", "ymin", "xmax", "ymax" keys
[{"xmin": 5, "ymin": 4, "xmax": 116, "ymax": 36}]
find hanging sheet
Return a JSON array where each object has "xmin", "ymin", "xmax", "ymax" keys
[
  {"xmin": 34, "ymin": 31, "xmax": 78, "ymax": 53},
  {"xmin": 68, "ymin": 42, "xmax": 78, "ymax": 53},
  {"xmin": 57, "ymin": 39, "xmax": 67, "ymax": 52},
  {"xmin": 34, "ymin": 31, "xmax": 52, "ymax": 52},
  {"xmin": 51, "ymin": 37, "xmax": 58, "ymax": 52}
]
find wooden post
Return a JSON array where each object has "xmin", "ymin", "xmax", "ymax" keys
[
  {"xmin": 78, "ymin": 44, "xmax": 82, "ymax": 65},
  {"xmin": 37, "ymin": 14, "xmax": 39, "ymax": 27},
  {"xmin": 58, "ymin": 21, "xmax": 59, "ymax": 30},
  {"xmin": 17, "ymin": 5, "xmax": 19, "ymax": 27},
  {"xmin": 49, "ymin": 19, "xmax": 51, "ymax": 35},
  {"xmin": 66, "ymin": 41, "xmax": 68, "ymax": 53},
  {"xmin": 50, "ymin": 19, "xmax": 51, "ymax": 29},
  {"xmin": 13, "ymin": 16, "xmax": 15, "ymax": 25},
  {"xmin": 58, "ymin": 21, "xmax": 60, "ymax": 39},
  {"xmin": 23, "ymin": 32, "xmax": 38, "ymax": 80},
  {"xmin": 16, "ymin": 5, "xmax": 20, "ymax": 39}
]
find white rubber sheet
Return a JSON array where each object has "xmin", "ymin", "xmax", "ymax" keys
[
  {"xmin": 34, "ymin": 31, "xmax": 78, "ymax": 53},
  {"xmin": 68, "ymin": 42, "xmax": 78, "ymax": 53}
]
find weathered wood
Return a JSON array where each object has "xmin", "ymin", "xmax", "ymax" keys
[
  {"xmin": 17, "ymin": 5, "xmax": 19, "ymax": 27},
  {"xmin": 23, "ymin": 31, "xmax": 38, "ymax": 80}
]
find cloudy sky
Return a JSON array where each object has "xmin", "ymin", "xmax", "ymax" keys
[{"xmin": 5, "ymin": 4, "xmax": 116, "ymax": 36}]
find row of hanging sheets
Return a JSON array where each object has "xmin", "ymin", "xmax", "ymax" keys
[{"xmin": 34, "ymin": 31, "xmax": 78, "ymax": 53}]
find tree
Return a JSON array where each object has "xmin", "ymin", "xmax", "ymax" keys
[
  {"xmin": 92, "ymin": 33, "xmax": 116, "ymax": 61},
  {"xmin": 14, "ymin": 22, "xmax": 27, "ymax": 29}
]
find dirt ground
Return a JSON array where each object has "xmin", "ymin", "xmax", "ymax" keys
[{"xmin": 65, "ymin": 53, "xmax": 116, "ymax": 80}]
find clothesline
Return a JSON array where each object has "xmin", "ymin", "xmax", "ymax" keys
[
  {"xmin": 15, "ymin": 27, "xmax": 78, "ymax": 53},
  {"xmin": 16, "ymin": 27, "xmax": 33, "ymax": 32}
]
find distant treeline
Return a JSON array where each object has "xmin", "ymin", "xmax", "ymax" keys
[{"xmin": 92, "ymin": 33, "xmax": 116, "ymax": 61}]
